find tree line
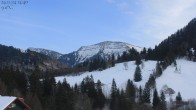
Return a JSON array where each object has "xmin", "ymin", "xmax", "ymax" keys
[{"xmin": 0, "ymin": 64, "xmax": 190, "ymax": 110}]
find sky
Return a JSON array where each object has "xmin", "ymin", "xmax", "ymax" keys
[{"xmin": 0, "ymin": 0, "xmax": 196, "ymax": 54}]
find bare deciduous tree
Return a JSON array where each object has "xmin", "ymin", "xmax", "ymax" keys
[{"xmin": 123, "ymin": 62, "xmax": 128, "ymax": 70}]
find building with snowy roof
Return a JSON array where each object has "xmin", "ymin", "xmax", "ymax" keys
[{"xmin": 0, "ymin": 96, "xmax": 31, "ymax": 110}]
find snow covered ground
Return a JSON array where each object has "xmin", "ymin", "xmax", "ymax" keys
[
  {"xmin": 56, "ymin": 59, "xmax": 196, "ymax": 101},
  {"xmin": 56, "ymin": 60, "xmax": 157, "ymax": 97},
  {"xmin": 156, "ymin": 59, "xmax": 196, "ymax": 101}
]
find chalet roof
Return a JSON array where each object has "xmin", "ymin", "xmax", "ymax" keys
[
  {"xmin": 0, "ymin": 96, "xmax": 16, "ymax": 110},
  {"xmin": 0, "ymin": 95, "xmax": 31, "ymax": 110}
]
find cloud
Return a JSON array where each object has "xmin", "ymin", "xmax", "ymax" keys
[
  {"xmin": 106, "ymin": 0, "xmax": 196, "ymax": 47},
  {"xmin": 137, "ymin": 0, "xmax": 196, "ymax": 40}
]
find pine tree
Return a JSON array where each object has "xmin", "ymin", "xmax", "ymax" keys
[
  {"xmin": 111, "ymin": 79, "xmax": 117, "ymax": 98},
  {"xmin": 135, "ymin": 56, "xmax": 142, "ymax": 65},
  {"xmin": 0, "ymin": 80, "xmax": 7, "ymax": 95},
  {"xmin": 43, "ymin": 75, "xmax": 51, "ymax": 97},
  {"xmin": 147, "ymin": 74, "xmax": 156, "ymax": 89},
  {"xmin": 110, "ymin": 79, "xmax": 118, "ymax": 110},
  {"xmin": 74, "ymin": 83, "xmax": 79, "ymax": 94},
  {"xmin": 29, "ymin": 66, "xmax": 42, "ymax": 96},
  {"xmin": 153, "ymin": 88, "xmax": 160, "ymax": 109},
  {"xmin": 115, "ymin": 89, "xmax": 120, "ymax": 110},
  {"xmin": 138, "ymin": 86, "xmax": 143, "ymax": 104},
  {"xmin": 25, "ymin": 92, "xmax": 42, "ymax": 110},
  {"xmin": 74, "ymin": 94, "xmax": 93, "ymax": 110},
  {"xmin": 119, "ymin": 88, "xmax": 133, "ymax": 110},
  {"xmin": 122, "ymin": 51, "xmax": 128, "ymax": 61},
  {"xmin": 43, "ymin": 75, "xmax": 56, "ymax": 97},
  {"xmin": 119, "ymin": 89, "xmax": 127, "ymax": 110},
  {"xmin": 80, "ymin": 75, "xmax": 98, "ymax": 109},
  {"xmin": 140, "ymin": 47, "xmax": 147, "ymax": 59},
  {"xmin": 80, "ymin": 80, "xmax": 86, "ymax": 93},
  {"xmin": 160, "ymin": 92, "xmax": 167, "ymax": 110},
  {"xmin": 126, "ymin": 79, "xmax": 135, "ymax": 103},
  {"xmin": 88, "ymin": 75, "xmax": 96, "ymax": 99},
  {"xmin": 81, "ymin": 75, "xmax": 96, "ymax": 99},
  {"xmin": 89, "ymin": 61, "xmax": 94, "ymax": 72},
  {"xmin": 134, "ymin": 65, "xmax": 142, "ymax": 82},
  {"xmin": 111, "ymin": 54, "xmax": 115, "ymax": 67},
  {"xmin": 176, "ymin": 92, "xmax": 182, "ymax": 103},
  {"xmin": 155, "ymin": 62, "xmax": 162, "ymax": 77},
  {"xmin": 50, "ymin": 76, "xmax": 56, "ymax": 96},
  {"xmin": 56, "ymin": 79, "xmax": 74, "ymax": 110},
  {"xmin": 142, "ymin": 84, "xmax": 151, "ymax": 104},
  {"xmin": 15, "ymin": 71, "xmax": 27, "ymax": 95},
  {"xmin": 100, "ymin": 59, "xmax": 107, "ymax": 70},
  {"xmin": 95, "ymin": 80, "xmax": 105, "ymax": 109}
]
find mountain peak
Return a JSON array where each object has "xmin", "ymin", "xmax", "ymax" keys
[
  {"xmin": 79, "ymin": 41, "xmax": 143, "ymax": 51},
  {"xmin": 59, "ymin": 41, "xmax": 143, "ymax": 66},
  {"xmin": 28, "ymin": 41, "xmax": 143, "ymax": 67},
  {"xmin": 28, "ymin": 47, "xmax": 63, "ymax": 59},
  {"xmin": 96, "ymin": 41, "xmax": 124, "ymax": 45}
]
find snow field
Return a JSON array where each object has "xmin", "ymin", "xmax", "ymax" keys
[
  {"xmin": 156, "ymin": 59, "xmax": 196, "ymax": 101},
  {"xmin": 56, "ymin": 61, "xmax": 157, "ymax": 97},
  {"xmin": 56, "ymin": 59, "xmax": 196, "ymax": 101}
]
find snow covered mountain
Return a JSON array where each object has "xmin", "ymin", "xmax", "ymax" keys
[
  {"xmin": 59, "ymin": 41, "xmax": 143, "ymax": 66},
  {"xmin": 28, "ymin": 41, "xmax": 143, "ymax": 67},
  {"xmin": 28, "ymin": 47, "xmax": 63, "ymax": 59}
]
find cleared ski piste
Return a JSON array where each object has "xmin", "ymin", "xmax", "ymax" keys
[{"xmin": 56, "ymin": 59, "xmax": 196, "ymax": 101}]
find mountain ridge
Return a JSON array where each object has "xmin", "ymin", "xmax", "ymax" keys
[
  {"xmin": 28, "ymin": 41, "xmax": 143, "ymax": 67},
  {"xmin": 59, "ymin": 41, "xmax": 143, "ymax": 66},
  {"xmin": 28, "ymin": 47, "xmax": 63, "ymax": 59},
  {"xmin": 0, "ymin": 44, "xmax": 67, "ymax": 75}
]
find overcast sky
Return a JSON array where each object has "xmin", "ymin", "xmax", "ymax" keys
[{"xmin": 0, "ymin": 0, "xmax": 196, "ymax": 53}]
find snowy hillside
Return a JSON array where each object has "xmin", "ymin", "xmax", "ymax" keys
[
  {"xmin": 56, "ymin": 59, "xmax": 196, "ymax": 100},
  {"xmin": 56, "ymin": 60, "xmax": 157, "ymax": 97},
  {"xmin": 59, "ymin": 41, "xmax": 143, "ymax": 66},
  {"xmin": 28, "ymin": 47, "xmax": 63, "ymax": 59},
  {"xmin": 156, "ymin": 59, "xmax": 196, "ymax": 101}
]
